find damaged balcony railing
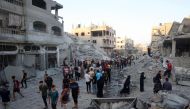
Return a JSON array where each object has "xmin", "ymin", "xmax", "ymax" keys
[{"xmin": 0, "ymin": 28, "xmax": 25, "ymax": 35}]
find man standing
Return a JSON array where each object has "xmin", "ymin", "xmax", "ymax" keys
[
  {"xmin": 85, "ymin": 71, "xmax": 91, "ymax": 93},
  {"xmin": 45, "ymin": 74, "xmax": 53, "ymax": 91},
  {"xmin": 21, "ymin": 70, "xmax": 27, "ymax": 88},
  {"xmin": 70, "ymin": 79, "xmax": 79, "ymax": 108},
  {"xmin": 39, "ymin": 81, "xmax": 48, "ymax": 109},
  {"xmin": 12, "ymin": 76, "xmax": 24, "ymax": 100},
  {"xmin": 165, "ymin": 60, "xmax": 172, "ymax": 78},
  {"xmin": 96, "ymin": 70, "xmax": 104, "ymax": 98}
]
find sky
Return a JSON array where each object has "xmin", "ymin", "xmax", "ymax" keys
[{"xmin": 55, "ymin": 0, "xmax": 190, "ymax": 45}]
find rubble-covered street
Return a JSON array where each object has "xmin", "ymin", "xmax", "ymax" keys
[{"xmin": 1, "ymin": 55, "xmax": 190, "ymax": 109}]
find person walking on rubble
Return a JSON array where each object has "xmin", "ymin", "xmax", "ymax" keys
[
  {"xmin": 49, "ymin": 85, "xmax": 59, "ymax": 109},
  {"xmin": 164, "ymin": 60, "xmax": 172, "ymax": 78},
  {"xmin": 70, "ymin": 79, "xmax": 79, "ymax": 108},
  {"xmin": 85, "ymin": 69, "xmax": 92, "ymax": 93},
  {"xmin": 60, "ymin": 87, "xmax": 70, "ymax": 109},
  {"xmin": 12, "ymin": 76, "xmax": 24, "ymax": 100},
  {"xmin": 140, "ymin": 72, "xmax": 146, "ymax": 92},
  {"xmin": 21, "ymin": 70, "xmax": 27, "ymax": 88},
  {"xmin": 45, "ymin": 74, "xmax": 53, "ymax": 91},
  {"xmin": 96, "ymin": 69, "xmax": 104, "ymax": 97},
  {"xmin": 39, "ymin": 81, "xmax": 48, "ymax": 109},
  {"xmin": 153, "ymin": 71, "xmax": 162, "ymax": 93}
]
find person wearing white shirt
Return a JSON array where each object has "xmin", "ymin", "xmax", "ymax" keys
[{"xmin": 85, "ymin": 71, "xmax": 91, "ymax": 93}]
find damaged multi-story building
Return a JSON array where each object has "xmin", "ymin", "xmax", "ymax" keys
[
  {"xmin": 0, "ymin": 0, "xmax": 64, "ymax": 82},
  {"xmin": 71, "ymin": 24, "xmax": 116, "ymax": 55},
  {"xmin": 151, "ymin": 17, "xmax": 190, "ymax": 68}
]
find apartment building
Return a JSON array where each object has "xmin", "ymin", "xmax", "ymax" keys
[
  {"xmin": 151, "ymin": 17, "xmax": 190, "ymax": 68},
  {"xmin": 71, "ymin": 24, "xmax": 116, "ymax": 55},
  {"xmin": 0, "ymin": 0, "xmax": 64, "ymax": 72},
  {"xmin": 151, "ymin": 22, "xmax": 180, "ymax": 51}
]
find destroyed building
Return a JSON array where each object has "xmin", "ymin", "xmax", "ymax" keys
[
  {"xmin": 151, "ymin": 17, "xmax": 190, "ymax": 68},
  {"xmin": 71, "ymin": 24, "xmax": 116, "ymax": 55},
  {"xmin": 151, "ymin": 22, "xmax": 180, "ymax": 52},
  {"xmin": 0, "ymin": 0, "xmax": 64, "ymax": 82}
]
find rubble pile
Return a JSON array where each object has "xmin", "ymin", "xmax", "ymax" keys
[
  {"xmin": 137, "ymin": 91, "xmax": 190, "ymax": 109},
  {"xmin": 122, "ymin": 55, "xmax": 164, "ymax": 86},
  {"xmin": 64, "ymin": 35, "xmax": 110, "ymax": 61},
  {"xmin": 175, "ymin": 67, "xmax": 190, "ymax": 86}
]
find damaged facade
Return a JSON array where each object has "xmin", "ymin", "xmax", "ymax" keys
[
  {"xmin": 151, "ymin": 17, "xmax": 190, "ymax": 68},
  {"xmin": 114, "ymin": 37, "xmax": 134, "ymax": 56},
  {"xmin": 0, "ymin": 0, "xmax": 64, "ymax": 82},
  {"xmin": 71, "ymin": 24, "xmax": 116, "ymax": 55}
]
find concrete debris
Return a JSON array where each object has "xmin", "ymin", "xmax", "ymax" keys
[
  {"xmin": 63, "ymin": 35, "xmax": 110, "ymax": 61},
  {"xmin": 175, "ymin": 67, "xmax": 190, "ymax": 86},
  {"xmin": 137, "ymin": 92, "xmax": 190, "ymax": 109}
]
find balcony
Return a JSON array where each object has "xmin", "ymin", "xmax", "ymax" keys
[
  {"xmin": 0, "ymin": 28, "xmax": 25, "ymax": 35},
  {"xmin": 27, "ymin": 31, "xmax": 64, "ymax": 45},
  {"xmin": 0, "ymin": 0, "xmax": 23, "ymax": 15},
  {"xmin": 0, "ymin": 28, "xmax": 25, "ymax": 42}
]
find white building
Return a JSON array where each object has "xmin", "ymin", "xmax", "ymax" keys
[{"xmin": 0, "ymin": 0, "xmax": 64, "ymax": 71}]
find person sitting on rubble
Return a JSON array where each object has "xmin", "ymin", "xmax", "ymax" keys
[
  {"xmin": 162, "ymin": 77, "xmax": 172, "ymax": 91},
  {"xmin": 120, "ymin": 75, "xmax": 131, "ymax": 96}
]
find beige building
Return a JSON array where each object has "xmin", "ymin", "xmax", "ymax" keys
[
  {"xmin": 151, "ymin": 22, "xmax": 180, "ymax": 51},
  {"xmin": 114, "ymin": 37, "xmax": 134, "ymax": 56},
  {"xmin": 152, "ymin": 17, "xmax": 190, "ymax": 68},
  {"xmin": 0, "ymin": 0, "xmax": 64, "ymax": 72},
  {"xmin": 115, "ymin": 37, "xmax": 125, "ymax": 50},
  {"xmin": 71, "ymin": 24, "xmax": 116, "ymax": 54}
]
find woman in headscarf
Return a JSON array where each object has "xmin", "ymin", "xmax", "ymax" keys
[
  {"xmin": 120, "ymin": 75, "xmax": 131, "ymax": 96},
  {"xmin": 140, "ymin": 72, "xmax": 146, "ymax": 92}
]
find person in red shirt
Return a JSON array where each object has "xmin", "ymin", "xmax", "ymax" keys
[{"xmin": 165, "ymin": 60, "xmax": 172, "ymax": 78}]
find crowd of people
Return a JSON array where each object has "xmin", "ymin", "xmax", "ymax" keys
[{"xmin": 0, "ymin": 57, "xmax": 174, "ymax": 109}]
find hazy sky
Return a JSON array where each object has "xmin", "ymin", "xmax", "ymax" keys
[{"xmin": 56, "ymin": 0, "xmax": 190, "ymax": 44}]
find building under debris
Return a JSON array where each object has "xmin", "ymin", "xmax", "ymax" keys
[
  {"xmin": 151, "ymin": 17, "xmax": 190, "ymax": 68},
  {"xmin": 0, "ymin": 0, "xmax": 65, "ymax": 82},
  {"xmin": 71, "ymin": 24, "xmax": 116, "ymax": 55}
]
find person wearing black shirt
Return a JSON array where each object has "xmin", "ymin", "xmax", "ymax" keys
[
  {"xmin": 21, "ymin": 70, "xmax": 27, "ymax": 88},
  {"xmin": 0, "ymin": 85, "xmax": 10, "ymax": 108},
  {"xmin": 69, "ymin": 79, "xmax": 79, "ymax": 108}
]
